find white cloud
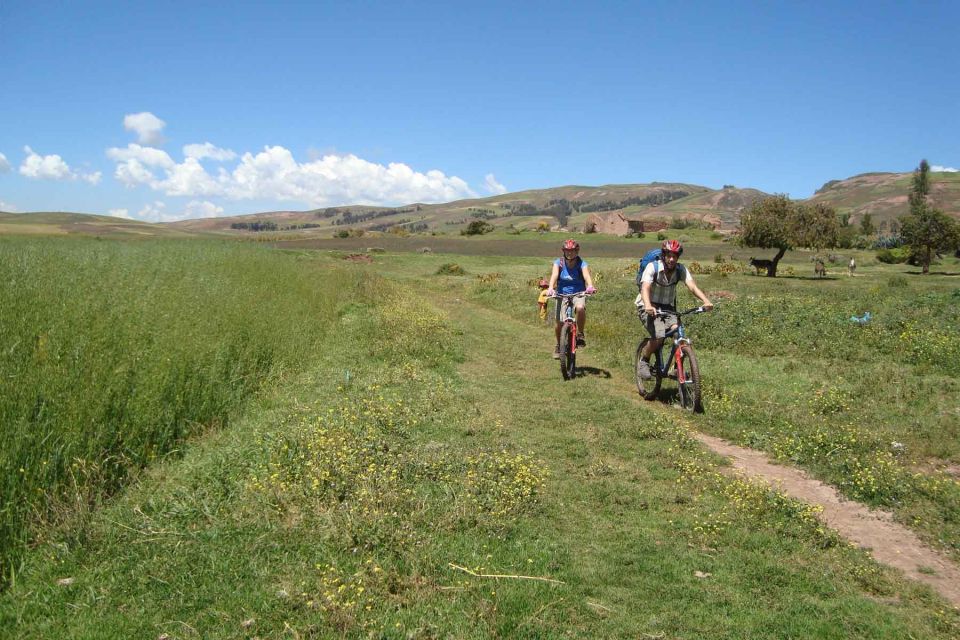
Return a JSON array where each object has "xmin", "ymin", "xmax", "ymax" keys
[
  {"xmin": 183, "ymin": 200, "xmax": 225, "ymax": 219},
  {"xmin": 931, "ymin": 165, "xmax": 958, "ymax": 172},
  {"xmin": 183, "ymin": 142, "xmax": 236, "ymax": 162},
  {"xmin": 107, "ymin": 208, "xmax": 132, "ymax": 219},
  {"xmin": 484, "ymin": 173, "xmax": 507, "ymax": 195},
  {"xmin": 19, "ymin": 146, "xmax": 101, "ymax": 184},
  {"xmin": 0, "ymin": 152, "xmax": 10, "ymax": 173},
  {"xmin": 135, "ymin": 201, "xmax": 168, "ymax": 222},
  {"xmin": 123, "ymin": 112, "xmax": 166, "ymax": 145},
  {"xmin": 0, "ymin": 200, "xmax": 18, "ymax": 212},
  {"xmin": 20, "ymin": 146, "xmax": 74, "ymax": 180},
  {"xmin": 107, "ymin": 144, "xmax": 175, "ymax": 168},
  {"xmin": 107, "ymin": 143, "xmax": 476, "ymax": 212}
]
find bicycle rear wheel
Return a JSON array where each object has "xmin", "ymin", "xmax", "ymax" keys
[
  {"xmin": 676, "ymin": 344, "xmax": 702, "ymax": 412},
  {"xmin": 635, "ymin": 339, "xmax": 661, "ymax": 400},
  {"xmin": 560, "ymin": 323, "xmax": 576, "ymax": 380}
]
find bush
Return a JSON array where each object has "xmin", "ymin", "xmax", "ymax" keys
[
  {"xmin": 462, "ymin": 221, "xmax": 494, "ymax": 236},
  {"xmin": 876, "ymin": 248, "xmax": 910, "ymax": 264},
  {"xmin": 436, "ymin": 263, "xmax": 466, "ymax": 275}
]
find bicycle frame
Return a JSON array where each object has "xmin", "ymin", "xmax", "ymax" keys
[{"xmin": 651, "ymin": 323, "xmax": 691, "ymax": 381}]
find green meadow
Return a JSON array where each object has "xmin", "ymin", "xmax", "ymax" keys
[{"xmin": 1, "ymin": 234, "xmax": 959, "ymax": 638}]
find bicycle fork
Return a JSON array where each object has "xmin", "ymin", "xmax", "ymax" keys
[{"xmin": 674, "ymin": 339, "xmax": 689, "ymax": 384}]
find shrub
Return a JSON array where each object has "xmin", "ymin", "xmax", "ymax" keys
[
  {"xmin": 436, "ymin": 263, "xmax": 466, "ymax": 275},
  {"xmin": 876, "ymin": 248, "xmax": 910, "ymax": 264},
  {"xmin": 462, "ymin": 220, "xmax": 495, "ymax": 236},
  {"xmin": 888, "ymin": 275, "xmax": 908, "ymax": 288}
]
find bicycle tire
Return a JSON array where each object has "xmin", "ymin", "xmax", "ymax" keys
[
  {"xmin": 560, "ymin": 323, "xmax": 576, "ymax": 380},
  {"xmin": 676, "ymin": 343, "xmax": 702, "ymax": 412},
  {"xmin": 635, "ymin": 339, "xmax": 661, "ymax": 400}
]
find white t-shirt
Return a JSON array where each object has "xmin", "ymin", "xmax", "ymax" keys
[{"xmin": 639, "ymin": 260, "xmax": 693, "ymax": 307}]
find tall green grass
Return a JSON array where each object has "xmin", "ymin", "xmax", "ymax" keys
[{"xmin": 0, "ymin": 237, "xmax": 358, "ymax": 584}]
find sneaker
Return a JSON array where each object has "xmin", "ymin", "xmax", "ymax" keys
[
  {"xmin": 576, "ymin": 333, "xmax": 586, "ymax": 347},
  {"xmin": 552, "ymin": 344, "xmax": 561, "ymax": 359},
  {"xmin": 636, "ymin": 358, "xmax": 652, "ymax": 380}
]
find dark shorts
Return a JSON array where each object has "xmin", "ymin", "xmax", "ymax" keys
[{"xmin": 639, "ymin": 308, "xmax": 678, "ymax": 340}]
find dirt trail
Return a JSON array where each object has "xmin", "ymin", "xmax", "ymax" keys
[{"xmin": 695, "ymin": 433, "xmax": 960, "ymax": 607}]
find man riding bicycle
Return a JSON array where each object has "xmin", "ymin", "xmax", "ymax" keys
[
  {"xmin": 546, "ymin": 239, "xmax": 596, "ymax": 359},
  {"xmin": 636, "ymin": 239, "xmax": 713, "ymax": 379}
]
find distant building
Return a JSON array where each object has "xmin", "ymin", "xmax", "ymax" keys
[{"xmin": 584, "ymin": 211, "xmax": 671, "ymax": 236}]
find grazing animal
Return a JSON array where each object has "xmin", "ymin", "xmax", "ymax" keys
[
  {"xmin": 749, "ymin": 257, "xmax": 774, "ymax": 275},
  {"xmin": 814, "ymin": 260, "xmax": 826, "ymax": 278}
]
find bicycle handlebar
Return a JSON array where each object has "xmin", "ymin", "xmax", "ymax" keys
[
  {"xmin": 551, "ymin": 291, "xmax": 596, "ymax": 299},
  {"xmin": 654, "ymin": 306, "xmax": 711, "ymax": 318}
]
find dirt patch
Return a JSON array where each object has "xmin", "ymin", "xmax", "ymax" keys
[
  {"xmin": 342, "ymin": 253, "xmax": 373, "ymax": 263},
  {"xmin": 695, "ymin": 432, "xmax": 960, "ymax": 608}
]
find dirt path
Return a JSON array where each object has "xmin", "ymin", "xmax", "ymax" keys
[{"xmin": 695, "ymin": 432, "xmax": 960, "ymax": 607}]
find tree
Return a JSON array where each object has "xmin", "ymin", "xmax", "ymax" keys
[
  {"xmin": 739, "ymin": 195, "xmax": 839, "ymax": 277},
  {"xmin": 900, "ymin": 159, "xmax": 960, "ymax": 274},
  {"xmin": 738, "ymin": 195, "xmax": 794, "ymax": 277},
  {"xmin": 859, "ymin": 212, "xmax": 875, "ymax": 237},
  {"xmin": 790, "ymin": 202, "xmax": 839, "ymax": 254}
]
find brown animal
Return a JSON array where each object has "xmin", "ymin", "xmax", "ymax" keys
[
  {"xmin": 749, "ymin": 257, "xmax": 774, "ymax": 275},
  {"xmin": 814, "ymin": 260, "xmax": 826, "ymax": 278}
]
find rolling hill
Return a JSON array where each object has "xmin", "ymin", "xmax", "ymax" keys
[
  {"xmin": 0, "ymin": 212, "xmax": 199, "ymax": 238},
  {"xmin": 805, "ymin": 171, "xmax": 960, "ymax": 230},
  {"xmin": 5, "ymin": 170, "xmax": 960, "ymax": 239}
]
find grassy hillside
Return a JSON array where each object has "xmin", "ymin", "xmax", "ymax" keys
[
  {"xmin": 0, "ymin": 212, "xmax": 199, "ymax": 238},
  {"xmin": 807, "ymin": 171, "xmax": 960, "ymax": 229}
]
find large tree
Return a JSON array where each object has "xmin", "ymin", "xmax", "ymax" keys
[
  {"xmin": 791, "ymin": 202, "xmax": 839, "ymax": 254},
  {"xmin": 900, "ymin": 159, "xmax": 960, "ymax": 274},
  {"xmin": 739, "ymin": 195, "xmax": 838, "ymax": 277}
]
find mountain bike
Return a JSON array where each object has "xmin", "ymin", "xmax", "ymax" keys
[
  {"xmin": 634, "ymin": 306, "xmax": 709, "ymax": 412},
  {"xmin": 554, "ymin": 291, "xmax": 594, "ymax": 380}
]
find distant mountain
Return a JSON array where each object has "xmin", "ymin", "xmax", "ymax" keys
[
  {"xmin": 805, "ymin": 171, "xmax": 960, "ymax": 228},
  {"xmin": 6, "ymin": 171, "xmax": 959, "ymax": 239},
  {"xmin": 165, "ymin": 182, "xmax": 767, "ymax": 235}
]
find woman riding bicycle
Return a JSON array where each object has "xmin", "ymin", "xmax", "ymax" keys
[
  {"xmin": 546, "ymin": 239, "xmax": 596, "ymax": 359},
  {"xmin": 636, "ymin": 239, "xmax": 712, "ymax": 379}
]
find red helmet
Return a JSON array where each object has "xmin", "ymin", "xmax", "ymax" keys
[
  {"xmin": 562, "ymin": 239, "xmax": 580, "ymax": 252},
  {"xmin": 661, "ymin": 239, "xmax": 683, "ymax": 256}
]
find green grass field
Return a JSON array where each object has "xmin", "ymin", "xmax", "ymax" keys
[{"xmin": 1, "ymin": 235, "xmax": 958, "ymax": 638}]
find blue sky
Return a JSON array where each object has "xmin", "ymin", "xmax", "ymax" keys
[{"xmin": 1, "ymin": 1, "xmax": 958, "ymax": 221}]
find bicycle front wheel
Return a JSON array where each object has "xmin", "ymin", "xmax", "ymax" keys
[
  {"xmin": 676, "ymin": 344, "xmax": 702, "ymax": 412},
  {"xmin": 560, "ymin": 324, "xmax": 576, "ymax": 380}
]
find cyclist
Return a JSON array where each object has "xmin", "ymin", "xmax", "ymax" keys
[
  {"xmin": 546, "ymin": 239, "xmax": 596, "ymax": 358},
  {"xmin": 636, "ymin": 239, "xmax": 713, "ymax": 379}
]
